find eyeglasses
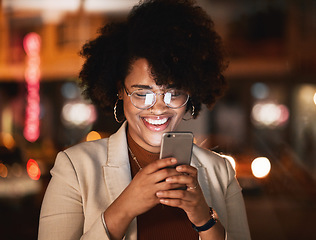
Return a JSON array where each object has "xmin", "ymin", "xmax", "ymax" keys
[{"xmin": 124, "ymin": 87, "xmax": 189, "ymax": 110}]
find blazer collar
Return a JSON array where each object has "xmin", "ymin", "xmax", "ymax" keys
[
  {"xmin": 107, "ymin": 121, "xmax": 129, "ymax": 167},
  {"xmin": 103, "ymin": 122, "xmax": 132, "ymax": 202},
  {"xmin": 103, "ymin": 122, "xmax": 137, "ymax": 239}
]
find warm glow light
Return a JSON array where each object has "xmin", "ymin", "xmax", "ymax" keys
[
  {"xmin": 23, "ymin": 32, "xmax": 41, "ymax": 142},
  {"xmin": 1, "ymin": 132, "xmax": 16, "ymax": 149},
  {"xmin": 251, "ymin": 157, "xmax": 271, "ymax": 178},
  {"xmin": 3, "ymin": 0, "xmax": 140, "ymax": 16},
  {"xmin": 313, "ymin": 92, "xmax": 316, "ymax": 105},
  {"xmin": 0, "ymin": 163, "xmax": 8, "ymax": 178},
  {"xmin": 3, "ymin": 0, "xmax": 81, "ymax": 12},
  {"xmin": 62, "ymin": 102, "xmax": 96, "ymax": 126},
  {"xmin": 86, "ymin": 131, "xmax": 101, "ymax": 142},
  {"xmin": 27, "ymin": 159, "xmax": 41, "ymax": 180},
  {"xmin": 221, "ymin": 155, "xmax": 236, "ymax": 170},
  {"xmin": 252, "ymin": 102, "xmax": 289, "ymax": 127},
  {"xmin": 84, "ymin": 0, "xmax": 139, "ymax": 12}
]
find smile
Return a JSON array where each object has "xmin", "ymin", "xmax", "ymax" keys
[
  {"xmin": 143, "ymin": 117, "xmax": 168, "ymax": 125},
  {"xmin": 141, "ymin": 116, "xmax": 171, "ymax": 132}
]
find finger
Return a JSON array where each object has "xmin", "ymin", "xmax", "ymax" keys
[
  {"xmin": 175, "ymin": 165, "xmax": 197, "ymax": 177},
  {"xmin": 156, "ymin": 189, "xmax": 197, "ymax": 203},
  {"xmin": 158, "ymin": 194, "xmax": 195, "ymax": 209},
  {"xmin": 142, "ymin": 158, "xmax": 177, "ymax": 174},
  {"xmin": 156, "ymin": 180, "xmax": 187, "ymax": 191},
  {"xmin": 159, "ymin": 198, "xmax": 184, "ymax": 208},
  {"xmin": 186, "ymin": 182, "xmax": 199, "ymax": 191},
  {"xmin": 165, "ymin": 173, "xmax": 197, "ymax": 187},
  {"xmin": 152, "ymin": 168, "xmax": 185, "ymax": 185}
]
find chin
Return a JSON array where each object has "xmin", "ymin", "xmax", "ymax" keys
[{"xmin": 146, "ymin": 135, "xmax": 163, "ymax": 148}]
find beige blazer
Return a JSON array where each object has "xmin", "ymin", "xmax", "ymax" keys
[{"xmin": 38, "ymin": 122, "xmax": 251, "ymax": 240}]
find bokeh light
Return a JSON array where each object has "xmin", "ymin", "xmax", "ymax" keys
[
  {"xmin": 251, "ymin": 82, "xmax": 269, "ymax": 99},
  {"xmin": 27, "ymin": 159, "xmax": 41, "ymax": 180},
  {"xmin": 61, "ymin": 82, "xmax": 80, "ymax": 99},
  {"xmin": 86, "ymin": 131, "xmax": 101, "ymax": 141},
  {"xmin": 252, "ymin": 102, "xmax": 289, "ymax": 127},
  {"xmin": 251, "ymin": 157, "xmax": 271, "ymax": 178},
  {"xmin": 1, "ymin": 132, "xmax": 16, "ymax": 150},
  {"xmin": 62, "ymin": 102, "xmax": 97, "ymax": 126},
  {"xmin": 0, "ymin": 163, "xmax": 8, "ymax": 178}
]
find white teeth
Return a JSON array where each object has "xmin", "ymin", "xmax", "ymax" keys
[{"xmin": 144, "ymin": 118, "xmax": 168, "ymax": 125}]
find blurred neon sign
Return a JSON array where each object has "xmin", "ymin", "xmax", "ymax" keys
[{"xmin": 23, "ymin": 33, "xmax": 41, "ymax": 142}]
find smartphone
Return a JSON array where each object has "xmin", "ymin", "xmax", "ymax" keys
[{"xmin": 159, "ymin": 131, "xmax": 194, "ymax": 167}]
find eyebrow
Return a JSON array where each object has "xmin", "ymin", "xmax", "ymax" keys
[
  {"xmin": 130, "ymin": 84, "xmax": 153, "ymax": 89},
  {"xmin": 130, "ymin": 84, "xmax": 177, "ymax": 90}
]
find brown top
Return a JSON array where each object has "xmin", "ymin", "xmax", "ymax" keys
[{"xmin": 127, "ymin": 132, "xmax": 199, "ymax": 240}]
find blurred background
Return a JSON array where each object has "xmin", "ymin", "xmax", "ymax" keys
[{"xmin": 0, "ymin": 0, "xmax": 315, "ymax": 239}]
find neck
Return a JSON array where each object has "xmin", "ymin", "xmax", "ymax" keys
[
  {"xmin": 127, "ymin": 130, "xmax": 160, "ymax": 176},
  {"xmin": 127, "ymin": 129, "xmax": 160, "ymax": 153}
]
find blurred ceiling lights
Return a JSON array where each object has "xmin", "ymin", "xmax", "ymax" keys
[
  {"xmin": 3, "ymin": 0, "xmax": 139, "ymax": 12},
  {"xmin": 3, "ymin": 0, "xmax": 140, "ymax": 23},
  {"xmin": 84, "ymin": 0, "xmax": 140, "ymax": 12}
]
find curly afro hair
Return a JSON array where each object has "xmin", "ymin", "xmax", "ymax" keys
[{"xmin": 79, "ymin": 0, "xmax": 228, "ymax": 119}]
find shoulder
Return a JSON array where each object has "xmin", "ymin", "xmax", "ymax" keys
[
  {"xmin": 55, "ymin": 138, "xmax": 110, "ymax": 171},
  {"xmin": 57, "ymin": 123, "xmax": 127, "ymax": 170},
  {"xmin": 192, "ymin": 144, "xmax": 236, "ymax": 181},
  {"xmin": 192, "ymin": 144, "xmax": 226, "ymax": 166},
  {"xmin": 64, "ymin": 138, "xmax": 109, "ymax": 157}
]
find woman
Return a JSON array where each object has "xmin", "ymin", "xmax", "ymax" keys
[{"xmin": 38, "ymin": 0, "xmax": 251, "ymax": 239}]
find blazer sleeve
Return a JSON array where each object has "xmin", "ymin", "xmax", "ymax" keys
[
  {"xmin": 38, "ymin": 151, "xmax": 110, "ymax": 240},
  {"xmin": 224, "ymin": 159, "xmax": 252, "ymax": 240}
]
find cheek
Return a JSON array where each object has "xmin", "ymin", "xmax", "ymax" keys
[
  {"xmin": 175, "ymin": 109, "xmax": 186, "ymax": 121},
  {"xmin": 123, "ymin": 101, "xmax": 143, "ymax": 128},
  {"xmin": 123, "ymin": 99, "xmax": 136, "ymax": 116}
]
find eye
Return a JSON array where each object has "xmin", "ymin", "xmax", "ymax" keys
[
  {"xmin": 134, "ymin": 90, "xmax": 153, "ymax": 98},
  {"xmin": 168, "ymin": 90, "xmax": 183, "ymax": 97}
]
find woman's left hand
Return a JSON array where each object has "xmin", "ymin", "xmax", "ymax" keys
[{"xmin": 155, "ymin": 165, "xmax": 211, "ymax": 227}]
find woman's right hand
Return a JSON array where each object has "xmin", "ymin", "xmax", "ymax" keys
[{"xmin": 103, "ymin": 157, "xmax": 183, "ymax": 239}]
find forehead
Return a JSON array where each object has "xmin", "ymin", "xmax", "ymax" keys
[
  {"xmin": 125, "ymin": 58, "xmax": 174, "ymax": 90},
  {"xmin": 125, "ymin": 58, "xmax": 157, "ymax": 88}
]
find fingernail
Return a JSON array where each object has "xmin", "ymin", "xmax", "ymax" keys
[
  {"xmin": 170, "ymin": 158, "xmax": 177, "ymax": 163},
  {"xmin": 165, "ymin": 177, "xmax": 172, "ymax": 182},
  {"xmin": 156, "ymin": 191, "xmax": 163, "ymax": 197}
]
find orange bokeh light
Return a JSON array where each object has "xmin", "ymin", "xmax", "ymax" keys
[{"xmin": 27, "ymin": 159, "xmax": 41, "ymax": 180}]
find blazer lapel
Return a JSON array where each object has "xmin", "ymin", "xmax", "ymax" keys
[
  {"xmin": 102, "ymin": 122, "xmax": 137, "ymax": 239},
  {"xmin": 102, "ymin": 122, "xmax": 132, "ymax": 203}
]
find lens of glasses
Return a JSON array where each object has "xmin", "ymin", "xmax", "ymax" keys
[
  {"xmin": 130, "ymin": 89, "xmax": 189, "ymax": 109},
  {"xmin": 164, "ymin": 90, "xmax": 189, "ymax": 108}
]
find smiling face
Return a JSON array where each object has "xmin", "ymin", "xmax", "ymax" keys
[{"xmin": 121, "ymin": 58, "xmax": 187, "ymax": 153}]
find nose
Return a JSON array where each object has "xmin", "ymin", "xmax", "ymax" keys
[{"xmin": 150, "ymin": 93, "xmax": 167, "ymax": 113}]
